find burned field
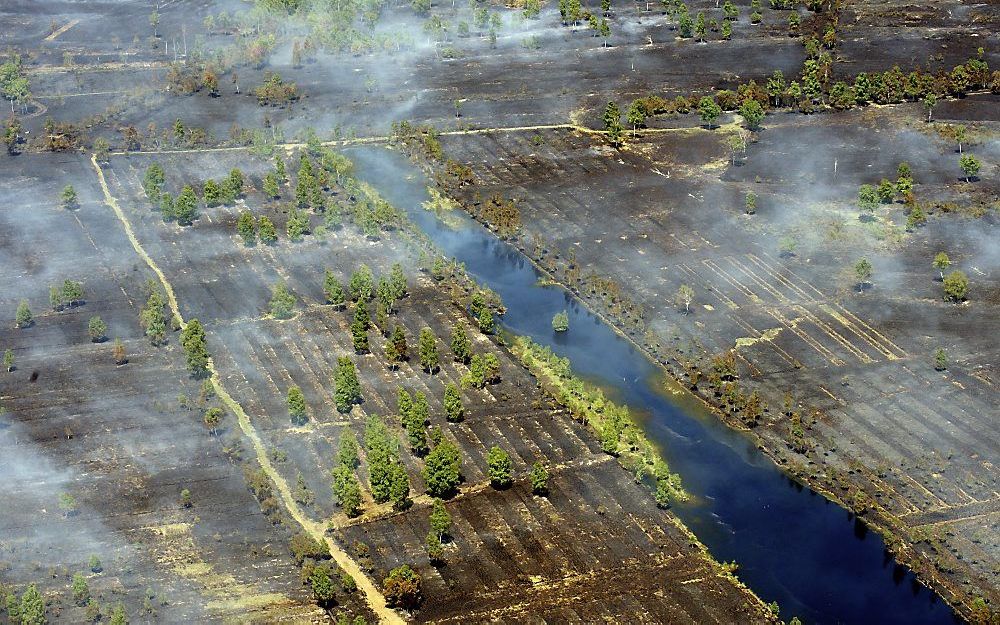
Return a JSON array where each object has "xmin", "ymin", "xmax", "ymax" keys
[
  {"xmin": 0, "ymin": 154, "xmax": 319, "ymax": 622},
  {"xmin": 71, "ymin": 146, "xmax": 770, "ymax": 622},
  {"xmin": 431, "ymin": 100, "xmax": 1000, "ymax": 616},
  {"xmin": 2, "ymin": 0, "xmax": 999, "ymax": 621}
]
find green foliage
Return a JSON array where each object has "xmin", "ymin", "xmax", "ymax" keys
[
  {"xmin": 486, "ymin": 446, "xmax": 513, "ymax": 489},
  {"xmin": 943, "ymin": 270, "xmax": 969, "ymax": 302},
  {"xmin": 109, "ymin": 603, "xmax": 127, "ymax": 625},
  {"xmin": 933, "ymin": 348, "xmax": 948, "ymax": 372},
  {"xmin": 551, "ymin": 310, "xmax": 569, "ymax": 332},
  {"xmin": 322, "ymin": 270, "xmax": 345, "ymax": 308},
  {"xmin": 180, "ymin": 318, "xmax": 210, "ymax": 377},
  {"xmin": 338, "ymin": 431, "xmax": 360, "ymax": 469},
  {"xmin": 174, "ymin": 185, "xmax": 199, "ymax": 225},
  {"xmin": 72, "ymin": 572, "xmax": 91, "ymax": 606},
  {"xmin": 383, "ymin": 565, "xmax": 422, "ymax": 610},
  {"xmin": 739, "ymin": 99, "xmax": 764, "ymax": 130},
  {"xmin": 932, "ymin": 252, "xmax": 950, "ymax": 279},
  {"xmin": 476, "ymin": 306, "xmax": 495, "ymax": 334},
  {"xmin": 15, "ymin": 299, "xmax": 32, "ymax": 328},
  {"xmin": 603, "ymin": 101, "xmax": 623, "ymax": 146},
  {"xmin": 857, "ymin": 184, "xmax": 879, "ymax": 217},
  {"xmin": 19, "ymin": 584, "xmax": 44, "ymax": 625},
  {"xmin": 959, "ymin": 154, "xmax": 981, "ymax": 181},
  {"xmin": 204, "ymin": 407, "xmax": 223, "ymax": 434},
  {"xmin": 310, "ymin": 567, "xmax": 337, "ymax": 607},
  {"xmin": 203, "ymin": 179, "xmax": 222, "ymax": 207},
  {"xmin": 287, "ymin": 385, "xmax": 308, "ymax": 425},
  {"xmin": 237, "ymin": 210, "xmax": 257, "ymax": 246},
  {"xmin": 402, "ymin": 391, "xmax": 429, "ymax": 456},
  {"xmin": 364, "ymin": 416, "xmax": 409, "ymax": 507},
  {"xmin": 350, "ymin": 304, "xmax": 370, "ymax": 354},
  {"xmin": 418, "ymin": 327, "xmax": 439, "ymax": 373},
  {"xmin": 529, "ymin": 462, "xmax": 549, "ymax": 496},
  {"xmin": 697, "ymin": 96, "xmax": 722, "ymax": 128},
  {"xmin": 429, "ymin": 498, "xmax": 452, "ymax": 540},
  {"xmin": 334, "ymin": 357, "xmax": 362, "ymax": 413},
  {"xmin": 286, "ymin": 208, "xmax": 311, "ymax": 240},
  {"xmin": 139, "ymin": 286, "xmax": 167, "ymax": 345},
  {"xmin": 349, "ymin": 264, "xmax": 375, "ymax": 302},
  {"xmin": 61, "ymin": 184, "xmax": 79, "ymax": 209},
  {"xmin": 443, "ymin": 383, "xmax": 464, "ymax": 423},
  {"xmin": 450, "ymin": 326, "xmax": 471, "ymax": 363},
  {"xmin": 258, "ymin": 215, "xmax": 278, "ymax": 244},
  {"xmin": 855, "ymin": 258, "xmax": 873, "ymax": 290},
  {"xmin": 269, "ymin": 282, "xmax": 297, "ymax": 319},
  {"xmin": 332, "ymin": 465, "xmax": 362, "ymax": 516},
  {"xmin": 423, "ymin": 440, "xmax": 461, "ymax": 498}
]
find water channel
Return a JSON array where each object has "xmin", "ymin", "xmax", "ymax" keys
[{"xmin": 347, "ymin": 146, "xmax": 957, "ymax": 624}]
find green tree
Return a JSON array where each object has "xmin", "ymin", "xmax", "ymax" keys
[
  {"xmin": 855, "ymin": 258, "xmax": 873, "ymax": 293},
  {"xmin": 477, "ymin": 306, "xmax": 495, "ymax": 334},
  {"xmin": 551, "ymin": 310, "xmax": 569, "ymax": 332},
  {"xmin": 258, "ymin": 215, "xmax": 278, "ymax": 244},
  {"xmin": 934, "ymin": 348, "xmax": 948, "ymax": 371},
  {"xmin": 857, "ymin": 184, "xmax": 879, "ymax": 219},
  {"xmin": 85, "ymin": 315, "xmax": 107, "ymax": 343},
  {"xmin": 349, "ymin": 265, "xmax": 375, "ymax": 303},
  {"xmin": 443, "ymin": 383, "xmax": 464, "ymax": 422},
  {"xmin": 174, "ymin": 185, "xmax": 199, "ymax": 225},
  {"xmin": 739, "ymin": 99, "xmax": 765, "ymax": 130},
  {"xmin": 237, "ymin": 210, "xmax": 257, "ymax": 245},
  {"xmin": 603, "ymin": 101, "xmax": 623, "ymax": 146},
  {"xmin": 19, "ymin": 584, "xmax": 44, "ymax": 625},
  {"xmin": 423, "ymin": 440, "xmax": 461, "ymax": 497},
  {"xmin": 72, "ymin": 572, "xmax": 91, "ymax": 605},
  {"xmin": 203, "ymin": 179, "xmax": 221, "ymax": 207},
  {"xmin": 333, "ymin": 357, "xmax": 362, "ymax": 413},
  {"xmin": 109, "ymin": 603, "xmax": 127, "ymax": 625},
  {"xmin": 226, "ymin": 168, "xmax": 244, "ymax": 199},
  {"xmin": 269, "ymin": 282, "xmax": 296, "ymax": 319},
  {"xmin": 15, "ymin": 299, "xmax": 32, "ymax": 328},
  {"xmin": 418, "ymin": 327, "xmax": 439, "ymax": 373},
  {"xmin": 383, "ymin": 565, "xmax": 422, "ymax": 610},
  {"xmin": 286, "ymin": 208, "xmax": 310, "ymax": 240},
  {"xmin": 310, "ymin": 567, "xmax": 337, "ymax": 607},
  {"xmin": 694, "ymin": 12, "xmax": 707, "ymax": 41},
  {"xmin": 959, "ymin": 154, "xmax": 981, "ymax": 182},
  {"xmin": 403, "ymin": 391, "xmax": 430, "ymax": 454},
  {"xmin": 180, "ymin": 487, "xmax": 192, "ymax": 507},
  {"xmin": 204, "ymin": 406, "xmax": 223, "ymax": 435},
  {"xmin": 61, "ymin": 184, "xmax": 79, "ymax": 209},
  {"xmin": 350, "ymin": 304, "xmax": 370, "ymax": 354},
  {"xmin": 529, "ymin": 461, "xmax": 549, "ymax": 496},
  {"xmin": 287, "ymin": 385, "xmax": 308, "ymax": 425},
  {"xmin": 933, "ymin": 252, "xmax": 951, "ymax": 280},
  {"xmin": 338, "ymin": 431, "xmax": 360, "ymax": 468},
  {"xmin": 429, "ymin": 498, "xmax": 451, "ymax": 540},
  {"xmin": 943, "ymin": 270, "xmax": 969, "ymax": 302},
  {"xmin": 450, "ymin": 326, "xmax": 471, "ymax": 363},
  {"xmin": 263, "ymin": 172, "xmax": 280, "ymax": 199},
  {"xmin": 332, "ymin": 465, "xmax": 362, "ymax": 516},
  {"xmin": 678, "ymin": 3, "xmax": 693, "ymax": 37},
  {"xmin": 389, "ymin": 263, "xmax": 408, "ymax": 300},
  {"xmin": 324, "ymin": 270, "xmax": 346, "ymax": 308},
  {"xmin": 745, "ymin": 191, "xmax": 757, "ymax": 215},
  {"xmin": 626, "ymin": 100, "xmax": 646, "ymax": 136},
  {"xmin": 486, "ymin": 446, "xmax": 513, "ymax": 489},
  {"xmin": 180, "ymin": 318, "xmax": 210, "ymax": 377},
  {"xmin": 3, "ymin": 348, "xmax": 13, "ymax": 372},
  {"xmin": 697, "ymin": 96, "xmax": 722, "ymax": 128}
]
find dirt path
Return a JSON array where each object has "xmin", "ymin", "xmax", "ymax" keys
[{"xmin": 90, "ymin": 154, "xmax": 404, "ymax": 625}]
